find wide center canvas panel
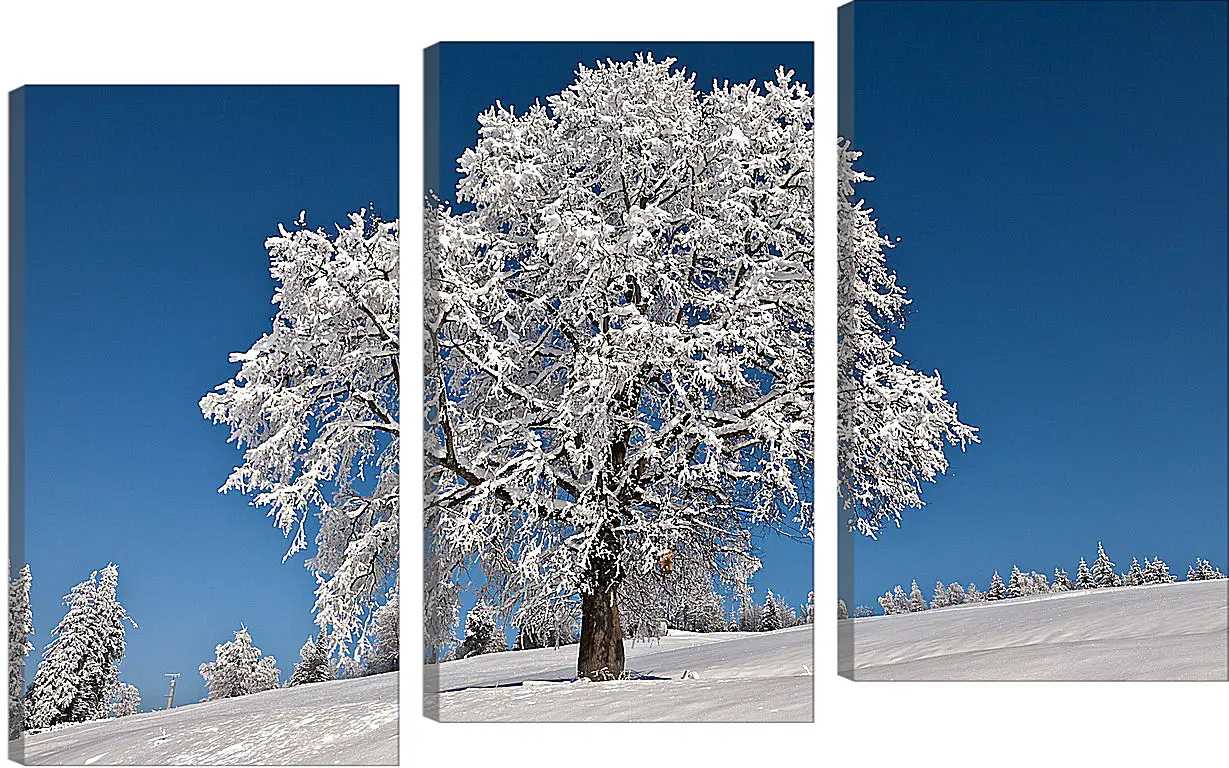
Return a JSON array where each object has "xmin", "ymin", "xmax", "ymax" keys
[{"xmin": 423, "ymin": 41, "xmax": 816, "ymax": 722}]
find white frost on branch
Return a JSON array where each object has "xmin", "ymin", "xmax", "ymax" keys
[
  {"xmin": 837, "ymin": 141, "xmax": 978, "ymax": 538},
  {"xmin": 201, "ymin": 210, "xmax": 399, "ymax": 662},
  {"xmin": 426, "ymin": 54, "xmax": 813, "ymax": 629}
]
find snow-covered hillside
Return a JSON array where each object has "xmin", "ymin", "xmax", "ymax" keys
[
  {"xmin": 842, "ymin": 579, "xmax": 1227, "ymax": 680},
  {"xmin": 11, "ymin": 672, "xmax": 397, "ymax": 765},
  {"xmin": 427, "ymin": 624, "xmax": 813, "ymax": 722}
]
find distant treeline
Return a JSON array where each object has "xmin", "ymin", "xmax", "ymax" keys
[{"xmin": 840, "ymin": 543, "xmax": 1225, "ymax": 618}]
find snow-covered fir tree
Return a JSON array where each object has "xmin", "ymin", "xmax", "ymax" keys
[
  {"xmin": 27, "ymin": 564, "xmax": 135, "ymax": 729},
  {"xmin": 773, "ymin": 593, "xmax": 797, "ymax": 628},
  {"xmin": 1188, "ymin": 558, "xmax": 1226, "ymax": 581},
  {"xmin": 288, "ymin": 630, "xmax": 335, "ymax": 687},
  {"xmin": 1143, "ymin": 557, "xmax": 1175, "ymax": 584},
  {"xmin": 199, "ymin": 627, "xmax": 280, "ymax": 701},
  {"xmin": 1007, "ymin": 565, "xmax": 1025, "ymax": 599},
  {"xmin": 108, "ymin": 682, "xmax": 140, "ymax": 718},
  {"xmin": 931, "ymin": 581, "xmax": 949, "ymax": 609},
  {"xmin": 427, "ymin": 54, "xmax": 813, "ymax": 680},
  {"xmin": 1200, "ymin": 559, "xmax": 1224, "ymax": 579},
  {"xmin": 838, "ymin": 141, "xmax": 977, "ymax": 540},
  {"xmin": 892, "ymin": 585, "xmax": 910, "ymax": 614},
  {"xmin": 1092, "ymin": 542, "xmax": 1119, "ymax": 588},
  {"xmin": 805, "ymin": 591, "xmax": 815, "ymax": 624},
  {"xmin": 965, "ymin": 582, "xmax": 985, "ymax": 602},
  {"xmin": 877, "ymin": 590, "xmax": 897, "ymax": 616},
  {"xmin": 458, "ymin": 602, "xmax": 505, "ymax": 659},
  {"xmin": 739, "ymin": 603, "xmax": 765, "ymax": 632},
  {"xmin": 1052, "ymin": 568, "xmax": 1073, "ymax": 591},
  {"xmin": 852, "ymin": 605, "xmax": 875, "ymax": 619},
  {"xmin": 946, "ymin": 582, "xmax": 966, "ymax": 606},
  {"xmin": 9, "ymin": 564, "xmax": 34, "ymax": 739},
  {"xmin": 837, "ymin": 599, "xmax": 848, "ymax": 620},
  {"xmin": 762, "ymin": 591, "xmax": 782, "ymax": 631},
  {"xmin": 1030, "ymin": 571, "xmax": 1049, "ymax": 594},
  {"xmin": 1124, "ymin": 557, "xmax": 1145, "ymax": 587},
  {"xmin": 365, "ymin": 580, "xmax": 399, "ymax": 675},
  {"xmin": 907, "ymin": 580, "xmax": 928, "ymax": 612},
  {"xmin": 986, "ymin": 571, "xmax": 1007, "ymax": 601},
  {"xmin": 200, "ymin": 209, "xmax": 399, "ymax": 665},
  {"xmin": 1076, "ymin": 557, "xmax": 1095, "ymax": 589}
]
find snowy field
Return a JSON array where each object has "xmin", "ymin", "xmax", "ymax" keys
[
  {"xmin": 842, "ymin": 579, "xmax": 1228, "ymax": 680},
  {"xmin": 11, "ymin": 672, "xmax": 397, "ymax": 765},
  {"xmin": 426, "ymin": 624, "xmax": 813, "ymax": 722}
]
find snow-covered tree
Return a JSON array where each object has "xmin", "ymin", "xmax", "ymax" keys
[
  {"xmin": 365, "ymin": 581, "xmax": 399, "ymax": 675},
  {"xmin": 619, "ymin": 548, "xmax": 729, "ymax": 636},
  {"xmin": 852, "ymin": 605, "xmax": 875, "ymax": 619},
  {"xmin": 907, "ymin": 580, "xmax": 928, "ymax": 612},
  {"xmin": 946, "ymin": 582, "xmax": 966, "ymax": 606},
  {"xmin": 199, "ymin": 627, "xmax": 280, "ymax": 701},
  {"xmin": 1092, "ymin": 542, "xmax": 1118, "ymax": 588},
  {"xmin": 423, "ymin": 532, "xmax": 461, "ymax": 664},
  {"xmin": 426, "ymin": 54, "xmax": 814, "ymax": 680},
  {"xmin": 805, "ymin": 591, "xmax": 815, "ymax": 624},
  {"xmin": 514, "ymin": 599, "xmax": 580, "ymax": 649},
  {"xmin": 1076, "ymin": 557, "xmax": 1095, "ymax": 589},
  {"xmin": 1007, "ymin": 565, "xmax": 1025, "ymax": 599},
  {"xmin": 1143, "ymin": 557, "xmax": 1175, "ymax": 584},
  {"xmin": 27, "ymin": 565, "xmax": 135, "ymax": 728},
  {"xmin": 288, "ymin": 630, "xmax": 335, "ymax": 687},
  {"xmin": 1188, "ymin": 558, "xmax": 1226, "ymax": 581},
  {"xmin": 986, "ymin": 571, "xmax": 1007, "ymax": 601},
  {"xmin": 762, "ymin": 591, "xmax": 782, "ymax": 631},
  {"xmin": 877, "ymin": 591, "xmax": 898, "ymax": 616},
  {"xmin": 200, "ymin": 209, "xmax": 399, "ymax": 665},
  {"xmin": 930, "ymin": 581, "xmax": 949, "ymax": 610},
  {"xmin": 891, "ymin": 585, "xmax": 910, "ymax": 614},
  {"xmin": 1123, "ymin": 557, "xmax": 1145, "ymax": 587},
  {"xmin": 739, "ymin": 603, "xmax": 765, "ymax": 632},
  {"xmin": 1052, "ymin": 568, "xmax": 1072, "ymax": 591},
  {"xmin": 965, "ymin": 582, "xmax": 985, "ymax": 603},
  {"xmin": 108, "ymin": 682, "xmax": 140, "ymax": 718},
  {"xmin": 1200, "ymin": 559, "xmax": 1225, "ymax": 580},
  {"xmin": 458, "ymin": 602, "xmax": 505, "ymax": 659},
  {"xmin": 837, "ymin": 598, "xmax": 848, "ymax": 620},
  {"xmin": 1030, "ymin": 571, "xmax": 1049, "ymax": 594},
  {"xmin": 9, "ymin": 564, "xmax": 34, "ymax": 739},
  {"xmin": 837, "ymin": 141, "xmax": 978, "ymax": 539}
]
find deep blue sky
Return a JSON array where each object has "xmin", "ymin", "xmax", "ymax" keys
[
  {"xmin": 847, "ymin": 1, "xmax": 1227, "ymax": 610},
  {"xmin": 430, "ymin": 42, "xmax": 815, "ymax": 626},
  {"xmin": 15, "ymin": 86, "xmax": 397, "ymax": 707}
]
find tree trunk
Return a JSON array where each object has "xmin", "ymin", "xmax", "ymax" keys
[
  {"xmin": 577, "ymin": 580, "xmax": 625, "ymax": 681},
  {"xmin": 576, "ymin": 522, "xmax": 625, "ymax": 681}
]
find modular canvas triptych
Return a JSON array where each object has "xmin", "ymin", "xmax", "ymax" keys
[{"xmin": 5, "ymin": 4, "xmax": 1228, "ymax": 764}]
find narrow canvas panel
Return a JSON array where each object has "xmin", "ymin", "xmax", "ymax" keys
[
  {"xmin": 8, "ymin": 85, "xmax": 400, "ymax": 762},
  {"xmin": 837, "ymin": 0, "xmax": 1227, "ymax": 681}
]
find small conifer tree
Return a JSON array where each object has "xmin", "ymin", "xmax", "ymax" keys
[
  {"xmin": 288, "ymin": 630, "xmax": 334, "ymax": 686},
  {"xmin": 1092, "ymin": 542, "xmax": 1118, "ymax": 588},
  {"xmin": 1076, "ymin": 557, "xmax": 1095, "ymax": 589},
  {"xmin": 986, "ymin": 571, "xmax": 1007, "ymax": 601}
]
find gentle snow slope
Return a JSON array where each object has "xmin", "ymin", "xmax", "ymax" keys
[
  {"xmin": 11, "ymin": 672, "xmax": 397, "ymax": 765},
  {"xmin": 427, "ymin": 624, "xmax": 813, "ymax": 722},
  {"xmin": 842, "ymin": 579, "xmax": 1228, "ymax": 680}
]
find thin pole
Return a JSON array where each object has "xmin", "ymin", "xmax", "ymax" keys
[{"xmin": 164, "ymin": 673, "xmax": 180, "ymax": 710}]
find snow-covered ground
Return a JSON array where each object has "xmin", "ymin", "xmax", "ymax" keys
[
  {"xmin": 842, "ymin": 579, "xmax": 1228, "ymax": 680},
  {"xmin": 11, "ymin": 672, "xmax": 397, "ymax": 765},
  {"xmin": 426, "ymin": 624, "xmax": 813, "ymax": 722}
]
